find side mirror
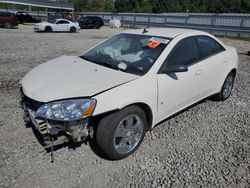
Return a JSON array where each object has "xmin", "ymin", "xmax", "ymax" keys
[{"xmin": 163, "ymin": 64, "xmax": 188, "ymax": 74}]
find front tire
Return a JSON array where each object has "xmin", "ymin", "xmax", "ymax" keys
[
  {"xmin": 96, "ymin": 106, "xmax": 146, "ymax": 160},
  {"xmin": 213, "ymin": 71, "xmax": 235, "ymax": 101},
  {"xmin": 45, "ymin": 26, "xmax": 52, "ymax": 32}
]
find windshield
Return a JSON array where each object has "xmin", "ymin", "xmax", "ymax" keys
[{"xmin": 80, "ymin": 33, "xmax": 171, "ymax": 75}]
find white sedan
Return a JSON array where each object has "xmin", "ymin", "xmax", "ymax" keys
[
  {"xmin": 20, "ymin": 28, "xmax": 238, "ymax": 160},
  {"xmin": 33, "ymin": 19, "xmax": 80, "ymax": 32}
]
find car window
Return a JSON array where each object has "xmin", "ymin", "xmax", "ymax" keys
[
  {"xmin": 56, "ymin": 20, "xmax": 63, "ymax": 24},
  {"xmin": 163, "ymin": 38, "xmax": 198, "ymax": 70},
  {"xmin": 95, "ymin": 17, "xmax": 101, "ymax": 21},
  {"xmin": 195, "ymin": 36, "xmax": 225, "ymax": 59},
  {"xmin": 57, "ymin": 20, "xmax": 69, "ymax": 24}
]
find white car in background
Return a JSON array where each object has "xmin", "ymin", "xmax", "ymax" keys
[
  {"xmin": 20, "ymin": 28, "xmax": 238, "ymax": 160},
  {"xmin": 33, "ymin": 18, "xmax": 80, "ymax": 32}
]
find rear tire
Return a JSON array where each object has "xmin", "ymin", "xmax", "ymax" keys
[
  {"xmin": 45, "ymin": 26, "xmax": 52, "ymax": 32},
  {"xmin": 70, "ymin": 27, "xmax": 76, "ymax": 32},
  {"xmin": 96, "ymin": 106, "xmax": 146, "ymax": 160},
  {"xmin": 213, "ymin": 71, "xmax": 235, "ymax": 101}
]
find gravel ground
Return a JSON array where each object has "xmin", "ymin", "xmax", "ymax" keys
[{"xmin": 0, "ymin": 25, "xmax": 249, "ymax": 188}]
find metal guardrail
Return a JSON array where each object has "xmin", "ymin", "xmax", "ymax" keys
[
  {"xmin": 80, "ymin": 12, "xmax": 250, "ymax": 37},
  {"xmin": 8, "ymin": 10, "xmax": 250, "ymax": 37}
]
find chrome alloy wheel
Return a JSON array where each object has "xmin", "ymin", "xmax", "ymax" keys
[
  {"xmin": 222, "ymin": 73, "xmax": 234, "ymax": 98},
  {"xmin": 113, "ymin": 114, "xmax": 143, "ymax": 154}
]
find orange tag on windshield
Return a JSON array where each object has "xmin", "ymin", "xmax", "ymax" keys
[{"xmin": 148, "ymin": 41, "xmax": 161, "ymax": 48}]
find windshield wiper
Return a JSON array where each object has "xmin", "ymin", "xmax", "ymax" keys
[
  {"xmin": 102, "ymin": 61, "xmax": 119, "ymax": 70},
  {"xmin": 80, "ymin": 55, "xmax": 92, "ymax": 62},
  {"xmin": 80, "ymin": 56, "xmax": 104, "ymax": 66},
  {"xmin": 104, "ymin": 62, "xmax": 130, "ymax": 73}
]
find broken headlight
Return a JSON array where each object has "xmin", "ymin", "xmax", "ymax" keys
[{"xmin": 36, "ymin": 99, "xmax": 96, "ymax": 121}]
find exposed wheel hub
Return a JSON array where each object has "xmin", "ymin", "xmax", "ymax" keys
[{"xmin": 113, "ymin": 114, "xmax": 143, "ymax": 154}]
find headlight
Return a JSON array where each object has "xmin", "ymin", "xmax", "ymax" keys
[{"xmin": 36, "ymin": 99, "xmax": 96, "ymax": 121}]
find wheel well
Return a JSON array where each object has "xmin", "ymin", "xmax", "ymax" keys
[
  {"xmin": 45, "ymin": 26, "xmax": 52, "ymax": 30},
  {"xmin": 70, "ymin": 26, "xmax": 76, "ymax": 31},
  {"xmin": 231, "ymin": 68, "xmax": 236, "ymax": 76},
  {"xmin": 127, "ymin": 103, "xmax": 153, "ymax": 130},
  {"xmin": 92, "ymin": 103, "xmax": 153, "ymax": 131}
]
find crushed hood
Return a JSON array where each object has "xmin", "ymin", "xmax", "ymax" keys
[{"xmin": 20, "ymin": 56, "xmax": 138, "ymax": 102}]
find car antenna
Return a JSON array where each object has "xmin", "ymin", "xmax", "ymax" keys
[{"xmin": 142, "ymin": 27, "xmax": 148, "ymax": 34}]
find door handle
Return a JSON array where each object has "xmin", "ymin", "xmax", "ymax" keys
[
  {"xmin": 195, "ymin": 69, "xmax": 203, "ymax": 75},
  {"xmin": 223, "ymin": 58, "xmax": 228, "ymax": 62}
]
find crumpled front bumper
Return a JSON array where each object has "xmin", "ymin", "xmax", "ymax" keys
[{"xmin": 20, "ymin": 89, "xmax": 91, "ymax": 144}]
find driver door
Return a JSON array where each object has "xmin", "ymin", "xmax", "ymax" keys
[{"xmin": 156, "ymin": 37, "xmax": 203, "ymax": 121}]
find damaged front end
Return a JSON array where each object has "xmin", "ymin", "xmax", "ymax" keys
[{"xmin": 20, "ymin": 89, "xmax": 96, "ymax": 162}]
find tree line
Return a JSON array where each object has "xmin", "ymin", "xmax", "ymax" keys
[
  {"xmin": 1, "ymin": 0, "xmax": 249, "ymax": 13},
  {"xmin": 62, "ymin": 0, "xmax": 250, "ymax": 13}
]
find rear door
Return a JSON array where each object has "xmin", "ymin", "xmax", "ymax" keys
[{"xmin": 193, "ymin": 36, "xmax": 226, "ymax": 99}]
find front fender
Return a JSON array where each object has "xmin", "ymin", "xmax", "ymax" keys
[{"xmin": 93, "ymin": 74, "xmax": 158, "ymax": 127}]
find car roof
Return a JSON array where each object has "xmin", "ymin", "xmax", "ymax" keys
[
  {"xmin": 55, "ymin": 18, "xmax": 70, "ymax": 22},
  {"xmin": 122, "ymin": 28, "xmax": 208, "ymax": 39}
]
